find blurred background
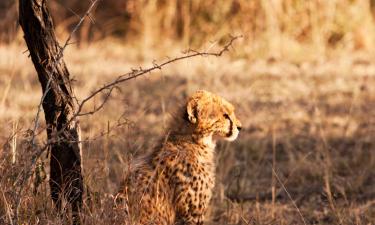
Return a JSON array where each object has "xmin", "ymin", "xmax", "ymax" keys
[
  {"xmin": 3, "ymin": 0, "xmax": 375, "ymax": 57},
  {"xmin": 1, "ymin": 0, "xmax": 375, "ymax": 224}
]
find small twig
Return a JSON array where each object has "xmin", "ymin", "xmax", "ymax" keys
[
  {"xmin": 57, "ymin": 0, "xmax": 100, "ymax": 60},
  {"xmin": 30, "ymin": 78, "xmax": 52, "ymax": 147},
  {"xmin": 56, "ymin": 0, "xmax": 81, "ymax": 20}
]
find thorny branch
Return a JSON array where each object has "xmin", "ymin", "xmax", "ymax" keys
[
  {"xmin": 30, "ymin": 78, "xmax": 52, "ymax": 147},
  {"xmin": 76, "ymin": 35, "xmax": 242, "ymax": 117}
]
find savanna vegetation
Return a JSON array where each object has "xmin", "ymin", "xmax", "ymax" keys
[{"xmin": 1, "ymin": 0, "xmax": 375, "ymax": 224}]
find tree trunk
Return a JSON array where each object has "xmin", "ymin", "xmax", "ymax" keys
[{"xmin": 18, "ymin": 0, "xmax": 83, "ymax": 222}]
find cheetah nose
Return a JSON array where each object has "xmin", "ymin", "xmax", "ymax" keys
[{"xmin": 237, "ymin": 126, "xmax": 242, "ymax": 131}]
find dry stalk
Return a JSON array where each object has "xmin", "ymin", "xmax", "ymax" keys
[
  {"xmin": 271, "ymin": 125, "xmax": 276, "ymax": 219},
  {"xmin": 1, "ymin": 190, "xmax": 13, "ymax": 225},
  {"xmin": 271, "ymin": 166, "xmax": 307, "ymax": 225},
  {"xmin": 11, "ymin": 120, "xmax": 18, "ymax": 164},
  {"xmin": 315, "ymin": 104, "xmax": 344, "ymax": 225}
]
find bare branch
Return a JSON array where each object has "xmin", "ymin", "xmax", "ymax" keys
[
  {"xmin": 76, "ymin": 35, "xmax": 242, "ymax": 116},
  {"xmin": 30, "ymin": 78, "xmax": 52, "ymax": 147},
  {"xmin": 57, "ymin": 0, "xmax": 100, "ymax": 60}
]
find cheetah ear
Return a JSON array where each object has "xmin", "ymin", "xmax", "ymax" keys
[{"xmin": 186, "ymin": 99, "xmax": 198, "ymax": 124}]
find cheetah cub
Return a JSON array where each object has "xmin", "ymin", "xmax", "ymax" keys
[{"xmin": 117, "ymin": 90, "xmax": 242, "ymax": 225}]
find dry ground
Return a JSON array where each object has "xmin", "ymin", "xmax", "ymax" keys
[{"xmin": 0, "ymin": 42, "xmax": 375, "ymax": 224}]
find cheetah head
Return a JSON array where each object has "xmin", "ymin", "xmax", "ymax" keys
[{"xmin": 186, "ymin": 90, "xmax": 242, "ymax": 142}]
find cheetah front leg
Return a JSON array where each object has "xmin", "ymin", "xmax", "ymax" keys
[{"xmin": 173, "ymin": 181, "xmax": 211, "ymax": 224}]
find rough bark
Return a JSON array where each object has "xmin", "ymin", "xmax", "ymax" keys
[{"xmin": 18, "ymin": 0, "xmax": 83, "ymax": 221}]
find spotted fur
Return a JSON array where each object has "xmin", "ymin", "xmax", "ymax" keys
[{"xmin": 117, "ymin": 90, "xmax": 242, "ymax": 224}]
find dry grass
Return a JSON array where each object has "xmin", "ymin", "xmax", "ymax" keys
[
  {"xmin": 1, "ymin": 0, "xmax": 375, "ymax": 223},
  {"xmin": 0, "ymin": 40, "xmax": 374, "ymax": 224},
  {"xmin": 121, "ymin": 0, "xmax": 375, "ymax": 59}
]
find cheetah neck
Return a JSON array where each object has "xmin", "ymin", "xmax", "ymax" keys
[
  {"xmin": 166, "ymin": 108, "xmax": 217, "ymax": 155},
  {"xmin": 167, "ymin": 123, "xmax": 216, "ymax": 149},
  {"xmin": 166, "ymin": 108, "xmax": 197, "ymax": 140},
  {"xmin": 200, "ymin": 134, "xmax": 216, "ymax": 149}
]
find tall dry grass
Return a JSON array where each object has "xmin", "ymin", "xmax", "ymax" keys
[
  {"xmin": 1, "ymin": 42, "xmax": 374, "ymax": 224},
  {"xmin": 124, "ymin": 0, "xmax": 375, "ymax": 58},
  {"xmin": 0, "ymin": 0, "xmax": 375, "ymax": 224}
]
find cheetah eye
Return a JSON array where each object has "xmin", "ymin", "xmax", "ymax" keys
[{"xmin": 223, "ymin": 113, "xmax": 230, "ymax": 119}]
